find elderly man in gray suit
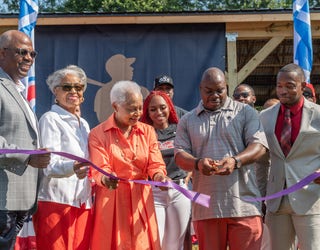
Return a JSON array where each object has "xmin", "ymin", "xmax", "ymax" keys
[
  {"xmin": 0, "ymin": 30, "xmax": 50, "ymax": 249},
  {"xmin": 259, "ymin": 63, "xmax": 320, "ymax": 250}
]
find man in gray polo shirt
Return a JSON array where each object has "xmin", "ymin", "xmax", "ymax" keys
[{"xmin": 174, "ymin": 67, "xmax": 268, "ymax": 250}]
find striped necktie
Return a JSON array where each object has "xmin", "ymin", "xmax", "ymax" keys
[{"xmin": 280, "ymin": 108, "xmax": 292, "ymax": 156}]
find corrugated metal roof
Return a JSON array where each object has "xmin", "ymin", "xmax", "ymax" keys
[{"xmin": 0, "ymin": 8, "xmax": 309, "ymax": 17}]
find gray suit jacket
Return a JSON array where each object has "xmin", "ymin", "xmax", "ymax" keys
[
  {"xmin": 0, "ymin": 69, "xmax": 40, "ymax": 211},
  {"xmin": 259, "ymin": 100, "xmax": 320, "ymax": 215}
]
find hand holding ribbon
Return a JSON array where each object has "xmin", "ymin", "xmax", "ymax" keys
[
  {"xmin": 101, "ymin": 172, "xmax": 119, "ymax": 190},
  {"xmin": 27, "ymin": 148, "xmax": 50, "ymax": 168},
  {"xmin": 0, "ymin": 148, "xmax": 211, "ymax": 207},
  {"xmin": 73, "ymin": 161, "xmax": 90, "ymax": 179}
]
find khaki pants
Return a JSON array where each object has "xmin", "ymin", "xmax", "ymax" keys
[{"xmin": 266, "ymin": 196, "xmax": 320, "ymax": 250}]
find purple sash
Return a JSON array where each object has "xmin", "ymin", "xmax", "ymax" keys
[
  {"xmin": 243, "ymin": 171, "xmax": 320, "ymax": 202},
  {"xmin": 3, "ymin": 148, "xmax": 318, "ymax": 205},
  {"xmin": 0, "ymin": 148, "xmax": 211, "ymax": 207}
]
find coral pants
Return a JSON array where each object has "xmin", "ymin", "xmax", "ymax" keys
[
  {"xmin": 33, "ymin": 201, "xmax": 92, "ymax": 250},
  {"xmin": 194, "ymin": 216, "xmax": 263, "ymax": 250}
]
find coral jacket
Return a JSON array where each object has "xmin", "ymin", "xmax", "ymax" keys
[{"xmin": 89, "ymin": 114, "xmax": 167, "ymax": 250}]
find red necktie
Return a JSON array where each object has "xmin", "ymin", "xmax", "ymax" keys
[{"xmin": 280, "ymin": 108, "xmax": 292, "ymax": 156}]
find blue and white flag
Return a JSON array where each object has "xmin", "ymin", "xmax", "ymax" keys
[
  {"xmin": 18, "ymin": 0, "xmax": 39, "ymax": 110},
  {"xmin": 293, "ymin": 0, "xmax": 313, "ymax": 83}
]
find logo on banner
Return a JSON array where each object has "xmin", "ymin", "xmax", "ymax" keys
[{"xmin": 87, "ymin": 54, "xmax": 149, "ymax": 123}]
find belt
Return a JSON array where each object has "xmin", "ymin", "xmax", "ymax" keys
[{"xmin": 172, "ymin": 179, "xmax": 185, "ymax": 185}]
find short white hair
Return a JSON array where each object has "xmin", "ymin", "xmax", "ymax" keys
[
  {"xmin": 46, "ymin": 65, "xmax": 87, "ymax": 94},
  {"xmin": 110, "ymin": 80, "xmax": 142, "ymax": 104}
]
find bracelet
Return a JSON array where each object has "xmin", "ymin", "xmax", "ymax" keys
[{"xmin": 194, "ymin": 158, "xmax": 202, "ymax": 170}]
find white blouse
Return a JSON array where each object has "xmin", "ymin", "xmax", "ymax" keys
[{"xmin": 38, "ymin": 104, "xmax": 92, "ymax": 208}]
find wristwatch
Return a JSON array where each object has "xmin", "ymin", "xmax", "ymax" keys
[
  {"xmin": 194, "ymin": 158, "xmax": 202, "ymax": 170},
  {"xmin": 231, "ymin": 156, "xmax": 241, "ymax": 169}
]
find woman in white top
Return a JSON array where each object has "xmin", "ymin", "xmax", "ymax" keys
[{"xmin": 33, "ymin": 65, "xmax": 92, "ymax": 250}]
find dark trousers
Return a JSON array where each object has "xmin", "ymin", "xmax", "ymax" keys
[{"xmin": 0, "ymin": 210, "xmax": 29, "ymax": 250}]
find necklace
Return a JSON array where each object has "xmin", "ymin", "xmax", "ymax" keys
[{"xmin": 122, "ymin": 128, "xmax": 132, "ymax": 138}]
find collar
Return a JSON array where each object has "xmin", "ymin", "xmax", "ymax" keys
[
  {"xmin": 195, "ymin": 96, "xmax": 235, "ymax": 116},
  {"xmin": 0, "ymin": 67, "xmax": 25, "ymax": 93},
  {"xmin": 280, "ymin": 96, "xmax": 304, "ymax": 115},
  {"xmin": 103, "ymin": 113, "xmax": 144, "ymax": 135},
  {"xmin": 51, "ymin": 104, "xmax": 80, "ymax": 121},
  {"xmin": 15, "ymin": 80, "xmax": 26, "ymax": 93}
]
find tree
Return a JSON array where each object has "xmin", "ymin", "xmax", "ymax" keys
[
  {"xmin": 2, "ymin": 0, "xmax": 65, "ymax": 12},
  {"xmin": 2, "ymin": 0, "xmax": 19, "ymax": 12},
  {"xmin": 62, "ymin": 0, "xmax": 198, "ymax": 12},
  {"xmin": 1, "ymin": 0, "xmax": 319, "ymax": 13}
]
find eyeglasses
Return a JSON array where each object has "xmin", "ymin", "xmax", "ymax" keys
[
  {"xmin": 57, "ymin": 84, "xmax": 84, "ymax": 92},
  {"xmin": 3, "ymin": 47, "xmax": 38, "ymax": 59},
  {"xmin": 233, "ymin": 92, "xmax": 250, "ymax": 99}
]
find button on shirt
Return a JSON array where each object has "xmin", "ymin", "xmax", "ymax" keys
[
  {"xmin": 174, "ymin": 97, "xmax": 268, "ymax": 220},
  {"xmin": 37, "ymin": 104, "xmax": 92, "ymax": 208}
]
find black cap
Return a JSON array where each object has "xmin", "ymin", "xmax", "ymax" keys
[{"xmin": 154, "ymin": 75, "xmax": 174, "ymax": 89}]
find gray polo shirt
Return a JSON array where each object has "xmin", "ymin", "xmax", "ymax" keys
[{"xmin": 174, "ymin": 97, "xmax": 268, "ymax": 221}]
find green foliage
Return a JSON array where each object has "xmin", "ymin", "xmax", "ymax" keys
[
  {"xmin": 62, "ymin": 0, "xmax": 104, "ymax": 12},
  {"xmin": 206, "ymin": 0, "xmax": 294, "ymax": 10},
  {"xmin": 1, "ymin": 0, "xmax": 319, "ymax": 13},
  {"xmin": 98, "ymin": 0, "xmax": 166, "ymax": 12},
  {"xmin": 2, "ymin": 0, "xmax": 19, "ymax": 12},
  {"xmin": 61, "ymin": 0, "xmax": 197, "ymax": 12}
]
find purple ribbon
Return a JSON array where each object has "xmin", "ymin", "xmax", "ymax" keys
[
  {"xmin": 0, "ymin": 148, "xmax": 210, "ymax": 207},
  {"xmin": 243, "ymin": 171, "xmax": 320, "ymax": 202}
]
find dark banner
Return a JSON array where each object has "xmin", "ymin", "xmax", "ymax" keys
[{"xmin": 35, "ymin": 23, "xmax": 225, "ymax": 128}]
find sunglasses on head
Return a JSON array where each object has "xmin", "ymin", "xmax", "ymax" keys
[
  {"xmin": 3, "ymin": 47, "xmax": 38, "ymax": 59},
  {"xmin": 233, "ymin": 92, "xmax": 250, "ymax": 99},
  {"xmin": 57, "ymin": 84, "xmax": 84, "ymax": 92}
]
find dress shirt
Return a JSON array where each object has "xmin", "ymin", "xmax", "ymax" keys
[
  {"xmin": 15, "ymin": 80, "xmax": 38, "ymax": 136},
  {"xmin": 275, "ymin": 97, "xmax": 304, "ymax": 145},
  {"xmin": 37, "ymin": 104, "xmax": 92, "ymax": 208}
]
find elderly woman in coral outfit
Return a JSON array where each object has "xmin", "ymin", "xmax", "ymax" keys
[{"xmin": 88, "ymin": 80, "xmax": 168, "ymax": 250}]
